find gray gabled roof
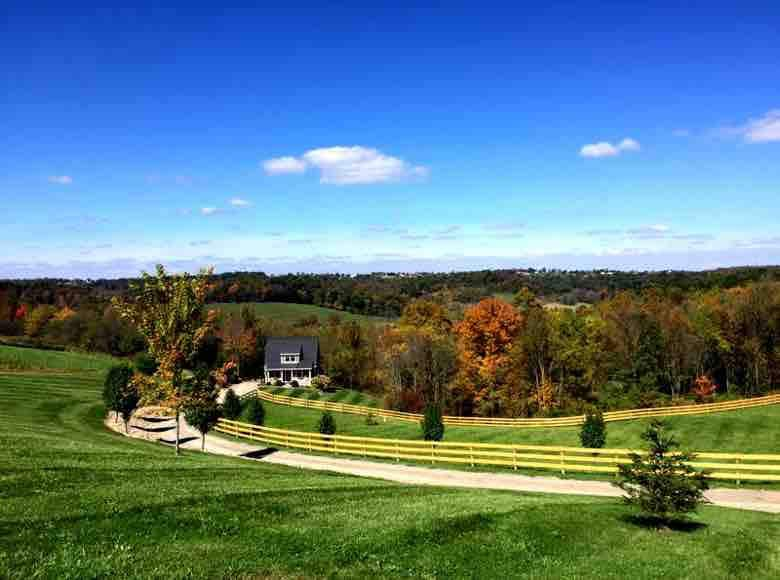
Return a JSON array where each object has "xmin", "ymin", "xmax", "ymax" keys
[{"xmin": 264, "ymin": 336, "xmax": 319, "ymax": 370}]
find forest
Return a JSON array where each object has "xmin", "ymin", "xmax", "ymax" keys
[{"xmin": 2, "ymin": 267, "xmax": 778, "ymax": 417}]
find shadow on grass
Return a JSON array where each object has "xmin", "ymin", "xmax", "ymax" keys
[
  {"xmin": 242, "ymin": 447, "xmax": 280, "ymax": 459},
  {"xmin": 620, "ymin": 514, "xmax": 707, "ymax": 533}
]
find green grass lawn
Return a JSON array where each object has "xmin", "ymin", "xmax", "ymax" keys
[
  {"xmin": 265, "ymin": 385, "xmax": 381, "ymax": 407},
  {"xmin": 254, "ymin": 396, "xmax": 780, "ymax": 454},
  {"xmin": 0, "ymin": 344, "xmax": 117, "ymax": 372},
  {"xmin": 213, "ymin": 301, "xmax": 391, "ymax": 324},
  {"xmin": 2, "ymin": 352, "xmax": 780, "ymax": 578}
]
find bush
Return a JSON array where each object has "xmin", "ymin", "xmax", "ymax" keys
[
  {"xmin": 290, "ymin": 379, "xmax": 299, "ymax": 388},
  {"xmin": 134, "ymin": 352, "xmax": 158, "ymax": 376},
  {"xmin": 222, "ymin": 388, "xmax": 242, "ymax": 420},
  {"xmin": 421, "ymin": 404, "xmax": 444, "ymax": 441},
  {"xmin": 615, "ymin": 420, "xmax": 709, "ymax": 525},
  {"xmin": 273, "ymin": 379, "xmax": 283, "ymax": 387},
  {"xmin": 183, "ymin": 394, "xmax": 221, "ymax": 451},
  {"xmin": 318, "ymin": 411, "xmax": 336, "ymax": 436},
  {"xmin": 245, "ymin": 397, "xmax": 265, "ymax": 426},
  {"xmin": 580, "ymin": 409, "xmax": 606, "ymax": 448},
  {"xmin": 311, "ymin": 374, "xmax": 332, "ymax": 391},
  {"xmin": 103, "ymin": 363, "xmax": 134, "ymax": 419},
  {"xmin": 365, "ymin": 412, "xmax": 378, "ymax": 426}
]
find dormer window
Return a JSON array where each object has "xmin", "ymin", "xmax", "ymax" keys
[{"xmin": 281, "ymin": 353, "xmax": 300, "ymax": 364}]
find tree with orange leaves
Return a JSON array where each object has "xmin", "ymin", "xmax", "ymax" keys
[
  {"xmin": 112, "ymin": 264, "xmax": 217, "ymax": 455},
  {"xmin": 453, "ymin": 298, "xmax": 522, "ymax": 415}
]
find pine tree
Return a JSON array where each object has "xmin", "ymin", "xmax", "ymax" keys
[{"xmin": 615, "ymin": 420, "xmax": 708, "ymax": 525}]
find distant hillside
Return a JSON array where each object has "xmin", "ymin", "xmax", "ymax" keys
[{"xmin": 213, "ymin": 302, "xmax": 391, "ymax": 325}]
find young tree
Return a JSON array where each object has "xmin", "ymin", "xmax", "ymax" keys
[
  {"xmin": 318, "ymin": 411, "xmax": 336, "ymax": 436},
  {"xmin": 245, "ymin": 397, "xmax": 266, "ymax": 426},
  {"xmin": 103, "ymin": 364, "xmax": 133, "ymax": 423},
  {"xmin": 111, "ymin": 264, "xmax": 217, "ymax": 455},
  {"xmin": 183, "ymin": 388, "xmax": 221, "ymax": 451},
  {"xmin": 615, "ymin": 420, "xmax": 708, "ymax": 525},
  {"xmin": 222, "ymin": 388, "xmax": 243, "ymax": 420},
  {"xmin": 579, "ymin": 408, "xmax": 606, "ymax": 448},
  {"xmin": 421, "ymin": 403, "xmax": 445, "ymax": 441},
  {"xmin": 116, "ymin": 379, "xmax": 141, "ymax": 433}
]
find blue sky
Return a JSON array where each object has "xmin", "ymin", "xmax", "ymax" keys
[{"xmin": 2, "ymin": 1, "xmax": 779, "ymax": 278}]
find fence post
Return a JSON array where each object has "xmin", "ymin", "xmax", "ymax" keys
[
  {"xmin": 470, "ymin": 445, "xmax": 474, "ymax": 467},
  {"xmin": 736, "ymin": 457, "xmax": 741, "ymax": 486},
  {"xmin": 513, "ymin": 447, "xmax": 517, "ymax": 471},
  {"xmin": 560, "ymin": 450, "xmax": 566, "ymax": 477},
  {"xmin": 431, "ymin": 441, "xmax": 435, "ymax": 464},
  {"xmin": 396, "ymin": 441, "xmax": 400, "ymax": 462}
]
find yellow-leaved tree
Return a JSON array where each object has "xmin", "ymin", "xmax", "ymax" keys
[{"xmin": 112, "ymin": 264, "xmax": 217, "ymax": 455}]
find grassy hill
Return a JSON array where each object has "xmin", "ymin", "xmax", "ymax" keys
[
  {"xmin": 2, "ymin": 348, "xmax": 780, "ymax": 578},
  {"xmin": 0, "ymin": 344, "xmax": 116, "ymax": 372},
  {"xmin": 213, "ymin": 301, "xmax": 391, "ymax": 324}
]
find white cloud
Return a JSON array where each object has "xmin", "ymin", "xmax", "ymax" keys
[
  {"xmin": 743, "ymin": 109, "xmax": 780, "ymax": 143},
  {"xmin": 48, "ymin": 175, "xmax": 73, "ymax": 184},
  {"xmin": 200, "ymin": 207, "xmax": 219, "ymax": 216},
  {"xmin": 263, "ymin": 146, "xmax": 428, "ymax": 185},
  {"xmin": 579, "ymin": 138, "xmax": 641, "ymax": 158},
  {"xmin": 230, "ymin": 197, "xmax": 252, "ymax": 207},
  {"xmin": 262, "ymin": 156, "xmax": 307, "ymax": 175}
]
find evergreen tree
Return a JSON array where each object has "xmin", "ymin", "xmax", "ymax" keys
[
  {"xmin": 421, "ymin": 404, "xmax": 445, "ymax": 441},
  {"xmin": 580, "ymin": 408, "xmax": 606, "ymax": 448},
  {"xmin": 616, "ymin": 420, "xmax": 708, "ymax": 525},
  {"xmin": 222, "ymin": 388, "xmax": 242, "ymax": 420}
]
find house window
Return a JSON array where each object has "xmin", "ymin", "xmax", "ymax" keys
[{"xmin": 281, "ymin": 353, "xmax": 300, "ymax": 364}]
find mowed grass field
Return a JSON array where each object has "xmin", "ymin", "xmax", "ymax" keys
[
  {"xmin": 253, "ymin": 391, "xmax": 780, "ymax": 453},
  {"xmin": 0, "ymin": 344, "xmax": 116, "ymax": 372},
  {"xmin": 214, "ymin": 302, "xmax": 391, "ymax": 324},
  {"xmin": 2, "ymin": 350, "xmax": 780, "ymax": 578}
]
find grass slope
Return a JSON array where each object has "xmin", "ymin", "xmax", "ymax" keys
[
  {"xmin": 255, "ymin": 396, "xmax": 780, "ymax": 453},
  {"xmin": 0, "ymin": 344, "xmax": 116, "ymax": 372},
  {"xmin": 214, "ymin": 302, "xmax": 390, "ymax": 324},
  {"xmin": 2, "ymin": 350, "xmax": 780, "ymax": 578}
]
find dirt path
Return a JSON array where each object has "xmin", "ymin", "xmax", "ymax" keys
[{"xmin": 108, "ymin": 413, "xmax": 780, "ymax": 514}]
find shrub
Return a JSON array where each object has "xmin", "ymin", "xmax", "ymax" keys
[
  {"xmin": 245, "ymin": 397, "xmax": 266, "ymax": 426},
  {"xmin": 103, "ymin": 364, "xmax": 134, "ymax": 423},
  {"xmin": 183, "ymin": 393, "xmax": 221, "ymax": 451},
  {"xmin": 222, "ymin": 388, "xmax": 242, "ymax": 420},
  {"xmin": 134, "ymin": 352, "xmax": 158, "ymax": 376},
  {"xmin": 421, "ymin": 404, "xmax": 444, "ymax": 441},
  {"xmin": 692, "ymin": 375, "xmax": 717, "ymax": 402},
  {"xmin": 311, "ymin": 374, "xmax": 332, "ymax": 391},
  {"xmin": 365, "ymin": 411, "xmax": 378, "ymax": 426},
  {"xmin": 580, "ymin": 408, "xmax": 606, "ymax": 448},
  {"xmin": 615, "ymin": 420, "xmax": 709, "ymax": 525},
  {"xmin": 318, "ymin": 411, "xmax": 336, "ymax": 436},
  {"xmin": 290, "ymin": 379, "xmax": 299, "ymax": 388},
  {"xmin": 273, "ymin": 379, "xmax": 283, "ymax": 387}
]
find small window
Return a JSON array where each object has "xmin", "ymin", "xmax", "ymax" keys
[{"xmin": 281, "ymin": 353, "xmax": 300, "ymax": 364}]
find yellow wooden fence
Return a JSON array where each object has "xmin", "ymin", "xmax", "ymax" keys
[
  {"xmin": 242, "ymin": 388, "xmax": 780, "ymax": 428},
  {"xmin": 215, "ymin": 418, "xmax": 780, "ymax": 483}
]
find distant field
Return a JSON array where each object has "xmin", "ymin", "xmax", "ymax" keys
[
  {"xmin": 213, "ymin": 302, "xmax": 391, "ymax": 324},
  {"xmin": 0, "ymin": 344, "xmax": 116, "ymax": 372},
  {"xmin": 4, "ymin": 364, "xmax": 780, "ymax": 578}
]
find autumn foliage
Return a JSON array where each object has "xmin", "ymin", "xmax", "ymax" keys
[{"xmin": 454, "ymin": 298, "xmax": 523, "ymax": 415}]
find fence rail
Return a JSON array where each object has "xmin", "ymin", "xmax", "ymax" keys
[
  {"xmin": 215, "ymin": 418, "xmax": 780, "ymax": 483},
  {"xmin": 241, "ymin": 388, "xmax": 780, "ymax": 429}
]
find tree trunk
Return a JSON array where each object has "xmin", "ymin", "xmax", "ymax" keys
[
  {"xmin": 175, "ymin": 408, "xmax": 181, "ymax": 455},
  {"xmin": 202, "ymin": 433, "xmax": 206, "ymax": 452}
]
